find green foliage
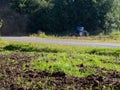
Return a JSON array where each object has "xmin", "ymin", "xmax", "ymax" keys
[
  {"xmin": 10, "ymin": 0, "xmax": 120, "ymax": 35},
  {"xmin": 0, "ymin": 19, "xmax": 3, "ymax": 29},
  {"xmin": 105, "ymin": 0, "xmax": 120, "ymax": 32},
  {"xmin": 11, "ymin": 0, "xmax": 40, "ymax": 14},
  {"xmin": 30, "ymin": 53, "xmax": 95, "ymax": 77},
  {"xmin": 109, "ymin": 30, "xmax": 120, "ymax": 35},
  {"xmin": 30, "ymin": 31, "xmax": 48, "ymax": 38},
  {"xmin": 0, "ymin": 73, "xmax": 3, "ymax": 79},
  {"xmin": 30, "ymin": 50, "xmax": 120, "ymax": 77}
]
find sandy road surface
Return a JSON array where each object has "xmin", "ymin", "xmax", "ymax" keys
[{"xmin": 1, "ymin": 37, "xmax": 120, "ymax": 48}]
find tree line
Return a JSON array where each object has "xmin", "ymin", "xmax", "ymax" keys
[{"xmin": 11, "ymin": 0, "xmax": 120, "ymax": 35}]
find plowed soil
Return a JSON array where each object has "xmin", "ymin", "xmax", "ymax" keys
[{"xmin": 0, "ymin": 52, "xmax": 120, "ymax": 90}]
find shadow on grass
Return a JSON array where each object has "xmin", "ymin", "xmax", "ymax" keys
[
  {"xmin": 3, "ymin": 44, "xmax": 62, "ymax": 53},
  {"xmin": 3, "ymin": 43, "xmax": 120, "ymax": 56}
]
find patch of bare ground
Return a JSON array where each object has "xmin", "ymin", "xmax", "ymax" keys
[{"xmin": 0, "ymin": 53, "xmax": 120, "ymax": 90}]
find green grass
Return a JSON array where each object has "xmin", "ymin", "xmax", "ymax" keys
[
  {"xmin": 30, "ymin": 52, "xmax": 120, "ymax": 77},
  {"xmin": 0, "ymin": 39, "xmax": 120, "ymax": 77},
  {"xmin": 0, "ymin": 39, "xmax": 120, "ymax": 89},
  {"xmin": 3, "ymin": 41, "xmax": 120, "ymax": 57}
]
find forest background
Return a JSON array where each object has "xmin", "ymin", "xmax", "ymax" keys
[{"xmin": 0, "ymin": 0, "xmax": 120, "ymax": 36}]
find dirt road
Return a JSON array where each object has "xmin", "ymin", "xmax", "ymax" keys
[{"xmin": 1, "ymin": 37, "xmax": 120, "ymax": 47}]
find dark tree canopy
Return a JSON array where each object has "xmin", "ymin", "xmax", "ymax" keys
[{"xmin": 11, "ymin": 0, "xmax": 120, "ymax": 35}]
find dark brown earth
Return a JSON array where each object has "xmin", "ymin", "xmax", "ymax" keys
[{"xmin": 0, "ymin": 52, "xmax": 120, "ymax": 90}]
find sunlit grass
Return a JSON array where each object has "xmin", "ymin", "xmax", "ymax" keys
[
  {"xmin": 0, "ymin": 39, "xmax": 120, "ymax": 77},
  {"xmin": 30, "ymin": 52, "xmax": 120, "ymax": 77},
  {"xmin": 0, "ymin": 39, "xmax": 120, "ymax": 89}
]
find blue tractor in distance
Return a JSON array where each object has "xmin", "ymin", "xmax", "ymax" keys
[{"xmin": 75, "ymin": 25, "xmax": 89, "ymax": 36}]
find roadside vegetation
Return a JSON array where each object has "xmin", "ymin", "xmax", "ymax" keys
[
  {"xmin": 0, "ymin": 39, "xmax": 120, "ymax": 89},
  {"xmin": 30, "ymin": 31, "xmax": 120, "ymax": 43}
]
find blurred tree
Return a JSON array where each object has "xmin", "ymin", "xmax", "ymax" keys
[
  {"xmin": 74, "ymin": 0, "xmax": 114, "ymax": 34},
  {"xmin": 11, "ymin": 0, "xmax": 120, "ymax": 35},
  {"xmin": 105, "ymin": 0, "xmax": 120, "ymax": 33},
  {"xmin": 0, "ymin": 19, "xmax": 3, "ymax": 29}
]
